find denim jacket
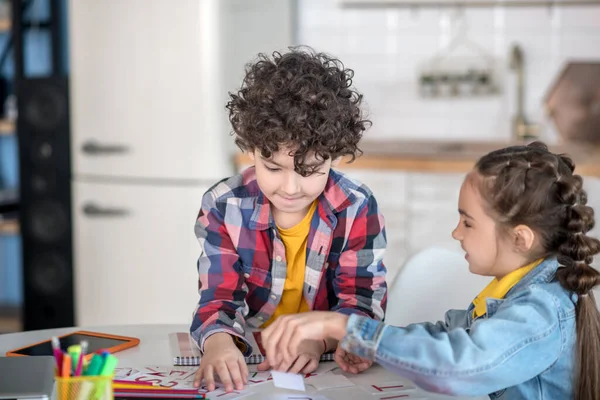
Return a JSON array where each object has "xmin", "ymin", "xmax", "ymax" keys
[{"xmin": 340, "ymin": 258, "xmax": 577, "ymax": 399}]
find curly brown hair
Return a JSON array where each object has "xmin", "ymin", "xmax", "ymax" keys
[
  {"xmin": 226, "ymin": 47, "xmax": 371, "ymax": 177},
  {"xmin": 475, "ymin": 141, "xmax": 600, "ymax": 400}
]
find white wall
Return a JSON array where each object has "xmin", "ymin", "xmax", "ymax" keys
[{"xmin": 297, "ymin": 1, "xmax": 600, "ymax": 142}]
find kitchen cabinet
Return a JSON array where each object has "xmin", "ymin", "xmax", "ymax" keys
[
  {"xmin": 73, "ymin": 181, "xmax": 208, "ymax": 326},
  {"xmin": 68, "ymin": 0, "xmax": 294, "ymax": 325}
]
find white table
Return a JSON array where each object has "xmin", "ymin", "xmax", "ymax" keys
[{"xmin": 0, "ymin": 324, "xmax": 487, "ymax": 400}]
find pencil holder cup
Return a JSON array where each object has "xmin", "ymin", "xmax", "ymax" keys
[{"xmin": 55, "ymin": 376, "xmax": 113, "ymax": 400}]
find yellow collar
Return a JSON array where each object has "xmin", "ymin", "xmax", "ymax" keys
[{"xmin": 472, "ymin": 259, "xmax": 543, "ymax": 318}]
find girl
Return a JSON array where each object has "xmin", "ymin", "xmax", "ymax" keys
[{"xmin": 262, "ymin": 142, "xmax": 600, "ymax": 400}]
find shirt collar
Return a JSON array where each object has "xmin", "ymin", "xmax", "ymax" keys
[{"xmin": 472, "ymin": 258, "xmax": 544, "ymax": 318}]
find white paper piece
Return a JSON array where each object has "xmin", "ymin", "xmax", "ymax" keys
[
  {"xmin": 311, "ymin": 362, "xmax": 340, "ymax": 375},
  {"xmin": 374, "ymin": 394, "xmax": 427, "ymax": 399},
  {"xmin": 306, "ymin": 372, "xmax": 354, "ymax": 391},
  {"xmin": 271, "ymin": 370, "xmax": 306, "ymax": 391},
  {"xmin": 359, "ymin": 380, "xmax": 417, "ymax": 394}
]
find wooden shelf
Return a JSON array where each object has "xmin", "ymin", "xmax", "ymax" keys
[
  {"xmin": 234, "ymin": 140, "xmax": 600, "ymax": 177},
  {"xmin": 0, "ymin": 219, "xmax": 19, "ymax": 235},
  {"xmin": 340, "ymin": 0, "xmax": 600, "ymax": 8},
  {"xmin": 0, "ymin": 19, "xmax": 10, "ymax": 32},
  {"xmin": 0, "ymin": 119, "xmax": 15, "ymax": 135}
]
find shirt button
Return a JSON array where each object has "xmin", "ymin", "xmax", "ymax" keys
[
  {"xmin": 275, "ymin": 256, "xmax": 282, "ymax": 262},
  {"xmin": 244, "ymin": 273, "xmax": 250, "ymax": 278},
  {"xmin": 270, "ymin": 294, "xmax": 277, "ymax": 300}
]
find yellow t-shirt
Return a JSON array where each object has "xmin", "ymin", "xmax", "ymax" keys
[
  {"xmin": 472, "ymin": 258, "xmax": 543, "ymax": 318},
  {"xmin": 262, "ymin": 200, "xmax": 318, "ymax": 328}
]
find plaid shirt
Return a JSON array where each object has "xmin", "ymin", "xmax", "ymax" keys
[{"xmin": 190, "ymin": 167, "xmax": 387, "ymax": 354}]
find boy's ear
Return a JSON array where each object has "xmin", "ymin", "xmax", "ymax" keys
[
  {"xmin": 512, "ymin": 224, "xmax": 536, "ymax": 253},
  {"xmin": 247, "ymin": 149, "xmax": 256, "ymax": 162}
]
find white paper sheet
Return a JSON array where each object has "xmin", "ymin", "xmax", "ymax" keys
[
  {"xmin": 271, "ymin": 370, "xmax": 306, "ymax": 391},
  {"xmin": 306, "ymin": 372, "xmax": 354, "ymax": 391}
]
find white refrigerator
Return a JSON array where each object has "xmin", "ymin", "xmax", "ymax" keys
[{"xmin": 68, "ymin": 0, "xmax": 293, "ymax": 326}]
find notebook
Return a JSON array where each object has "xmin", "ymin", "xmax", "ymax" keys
[
  {"xmin": 0, "ymin": 356, "xmax": 55, "ymax": 400},
  {"xmin": 169, "ymin": 331, "xmax": 335, "ymax": 366}
]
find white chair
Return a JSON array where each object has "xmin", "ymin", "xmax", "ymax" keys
[{"xmin": 385, "ymin": 246, "xmax": 490, "ymax": 326}]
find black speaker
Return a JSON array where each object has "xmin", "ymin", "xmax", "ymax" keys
[{"xmin": 17, "ymin": 76, "xmax": 74, "ymax": 330}]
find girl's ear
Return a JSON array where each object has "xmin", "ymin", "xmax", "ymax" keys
[
  {"xmin": 512, "ymin": 224, "xmax": 536, "ymax": 253},
  {"xmin": 248, "ymin": 149, "xmax": 256, "ymax": 162}
]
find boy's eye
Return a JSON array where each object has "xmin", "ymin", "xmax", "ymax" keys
[
  {"xmin": 303, "ymin": 171, "xmax": 326, "ymax": 177},
  {"xmin": 298, "ymin": 166, "xmax": 326, "ymax": 177},
  {"xmin": 265, "ymin": 166, "xmax": 280, "ymax": 172}
]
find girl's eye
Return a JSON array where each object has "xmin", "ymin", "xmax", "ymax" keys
[{"xmin": 463, "ymin": 220, "xmax": 472, "ymax": 228}]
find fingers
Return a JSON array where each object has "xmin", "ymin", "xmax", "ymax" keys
[
  {"xmin": 256, "ymin": 359, "xmax": 271, "ymax": 372},
  {"xmin": 216, "ymin": 362, "xmax": 233, "ymax": 392},
  {"xmin": 334, "ymin": 348, "xmax": 372, "ymax": 374},
  {"xmin": 301, "ymin": 358, "xmax": 319, "ymax": 375},
  {"xmin": 347, "ymin": 352, "xmax": 372, "ymax": 372},
  {"xmin": 355, "ymin": 360, "xmax": 372, "ymax": 373},
  {"xmin": 239, "ymin": 359, "xmax": 249, "ymax": 385},
  {"xmin": 273, "ymin": 356, "xmax": 293, "ymax": 373},
  {"xmin": 334, "ymin": 347, "xmax": 349, "ymax": 372},
  {"xmin": 226, "ymin": 360, "xmax": 245, "ymax": 391},
  {"xmin": 193, "ymin": 366, "xmax": 204, "ymax": 388},
  {"xmin": 288, "ymin": 355, "xmax": 310, "ymax": 374},
  {"xmin": 281, "ymin": 320, "xmax": 301, "ymax": 365},
  {"xmin": 334, "ymin": 347, "xmax": 359, "ymax": 374},
  {"xmin": 202, "ymin": 365, "xmax": 216, "ymax": 391},
  {"xmin": 262, "ymin": 317, "xmax": 286, "ymax": 366}
]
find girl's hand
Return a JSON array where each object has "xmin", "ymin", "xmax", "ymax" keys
[
  {"xmin": 261, "ymin": 311, "xmax": 349, "ymax": 368},
  {"xmin": 193, "ymin": 333, "xmax": 248, "ymax": 393},
  {"xmin": 334, "ymin": 346, "xmax": 373, "ymax": 374},
  {"xmin": 257, "ymin": 339, "xmax": 325, "ymax": 374}
]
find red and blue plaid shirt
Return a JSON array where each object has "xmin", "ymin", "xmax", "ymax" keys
[{"xmin": 190, "ymin": 167, "xmax": 387, "ymax": 354}]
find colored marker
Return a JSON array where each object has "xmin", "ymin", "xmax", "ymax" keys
[
  {"xmin": 67, "ymin": 344, "xmax": 82, "ymax": 376},
  {"xmin": 51, "ymin": 336, "xmax": 63, "ymax": 375},
  {"xmin": 83, "ymin": 354, "xmax": 105, "ymax": 376},
  {"xmin": 98, "ymin": 354, "xmax": 118, "ymax": 376},
  {"xmin": 79, "ymin": 340, "xmax": 89, "ymax": 373},
  {"xmin": 61, "ymin": 354, "xmax": 71, "ymax": 378}
]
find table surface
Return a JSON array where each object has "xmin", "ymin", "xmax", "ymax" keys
[{"xmin": 0, "ymin": 324, "xmax": 487, "ymax": 400}]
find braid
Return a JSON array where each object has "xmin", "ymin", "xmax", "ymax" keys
[
  {"xmin": 554, "ymin": 170, "xmax": 600, "ymax": 295},
  {"xmin": 476, "ymin": 141, "xmax": 600, "ymax": 400}
]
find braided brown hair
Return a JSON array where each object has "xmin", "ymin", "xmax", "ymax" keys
[{"xmin": 475, "ymin": 141, "xmax": 600, "ymax": 400}]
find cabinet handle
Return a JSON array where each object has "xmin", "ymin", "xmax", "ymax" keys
[
  {"xmin": 81, "ymin": 140, "xmax": 130, "ymax": 155},
  {"xmin": 82, "ymin": 203, "xmax": 130, "ymax": 217}
]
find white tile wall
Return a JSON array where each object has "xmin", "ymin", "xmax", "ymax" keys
[{"xmin": 297, "ymin": 0, "xmax": 600, "ymax": 142}]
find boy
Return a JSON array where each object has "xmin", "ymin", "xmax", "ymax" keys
[{"xmin": 191, "ymin": 48, "xmax": 387, "ymax": 393}]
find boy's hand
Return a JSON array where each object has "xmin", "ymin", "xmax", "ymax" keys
[
  {"xmin": 193, "ymin": 333, "xmax": 248, "ymax": 393},
  {"xmin": 257, "ymin": 339, "xmax": 325, "ymax": 374},
  {"xmin": 261, "ymin": 311, "xmax": 348, "ymax": 367},
  {"xmin": 334, "ymin": 346, "xmax": 373, "ymax": 374}
]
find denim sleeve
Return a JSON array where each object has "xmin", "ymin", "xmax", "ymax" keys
[
  {"xmin": 402, "ymin": 309, "xmax": 469, "ymax": 335},
  {"xmin": 340, "ymin": 287, "xmax": 562, "ymax": 397}
]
